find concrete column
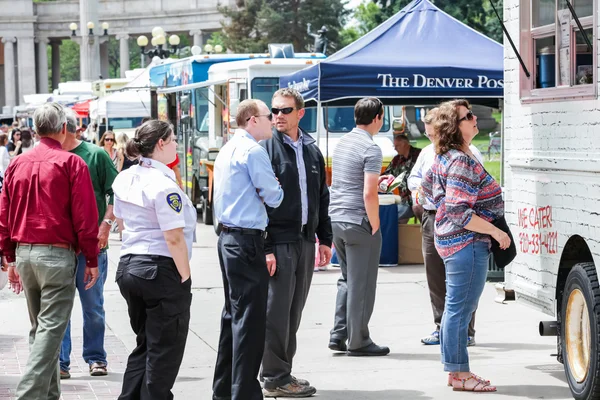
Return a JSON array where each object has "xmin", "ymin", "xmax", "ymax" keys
[
  {"xmin": 51, "ymin": 41, "xmax": 61, "ymax": 90},
  {"xmin": 17, "ymin": 36, "xmax": 37, "ymax": 103},
  {"xmin": 2, "ymin": 37, "xmax": 17, "ymax": 109},
  {"xmin": 79, "ymin": 0, "xmax": 100, "ymax": 81},
  {"xmin": 117, "ymin": 33, "xmax": 130, "ymax": 78},
  {"xmin": 100, "ymin": 41, "xmax": 109, "ymax": 79},
  {"xmin": 36, "ymin": 37, "xmax": 50, "ymax": 93},
  {"xmin": 190, "ymin": 29, "xmax": 203, "ymax": 48}
]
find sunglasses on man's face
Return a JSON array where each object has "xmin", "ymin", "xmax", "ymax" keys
[
  {"xmin": 271, "ymin": 107, "xmax": 296, "ymax": 116},
  {"xmin": 458, "ymin": 110, "xmax": 474, "ymax": 122},
  {"xmin": 246, "ymin": 113, "xmax": 273, "ymax": 122}
]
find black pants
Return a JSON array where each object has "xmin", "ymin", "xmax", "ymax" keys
[
  {"xmin": 116, "ymin": 254, "xmax": 192, "ymax": 400},
  {"xmin": 213, "ymin": 232, "xmax": 269, "ymax": 400}
]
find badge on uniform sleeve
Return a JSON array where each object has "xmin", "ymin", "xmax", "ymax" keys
[{"xmin": 166, "ymin": 193, "xmax": 182, "ymax": 213}]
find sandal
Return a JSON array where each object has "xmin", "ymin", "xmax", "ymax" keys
[
  {"xmin": 452, "ymin": 375, "xmax": 496, "ymax": 392},
  {"xmin": 447, "ymin": 372, "xmax": 490, "ymax": 387},
  {"xmin": 89, "ymin": 362, "xmax": 108, "ymax": 376}
]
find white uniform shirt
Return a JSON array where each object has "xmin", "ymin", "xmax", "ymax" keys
[
  {"xmin": 407, "ymin": 143, "xmax": 484, "ymax": 210},
  {"xmin": 113, "ymin": 157, "xmax": 197, "ymax": 260}
]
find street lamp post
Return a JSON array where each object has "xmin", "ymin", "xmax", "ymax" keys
[
  {"xmin": 203, "ymin": 44, "xmax": 223, "ymax": 55},
  {"xmin": 136, "ymin": 27, "xmax": 180, "ymax": 68},
  {"xmin": 68, "ymin": 21, "xmax": 109, "ymax": 80}
]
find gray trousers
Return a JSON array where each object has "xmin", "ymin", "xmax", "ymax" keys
[
  {"xmin": 261, "ymin": 238, "xmax": 315, "ymax": 389},
  {"xmin": 330, "ymin": 220, "xmax": 382, "ymax": 350},
  {"xmin": 15, "ymin": 244, "xmax": 77, "ymax": 400},
  {"xmin": 422, "ymin": 211, "xmax": 476, "ymax": 337}
]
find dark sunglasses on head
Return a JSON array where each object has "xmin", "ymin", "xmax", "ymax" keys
[
  {"xmin": 458, "ymin": 110, "xmax": 474, "ymax": 122},
  {"xmin": 104, "ymin": 138, "xmax": 115, "ymax": 142},
  {"xmin": 271, "ymin": 107, "xmax": 296, "ymax": 115},
  {"xmin": 246, "ymin": 113, "xmax": 273, "ymax": 122}
]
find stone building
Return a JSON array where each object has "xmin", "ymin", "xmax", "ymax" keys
[{"xmin": 0, "ymin": 0, "xmax": 231, "ymax": 113}]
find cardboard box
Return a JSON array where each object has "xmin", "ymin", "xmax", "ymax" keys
[{"xmin": 398, "ymin": 224, "xmax": 424, "ymax": 265}]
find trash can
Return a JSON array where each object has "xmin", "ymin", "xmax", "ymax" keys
[
  {"xmin": 329, "ymin": 195, "xmax": 399, "ymax": 267},
  {"xmin": 379, "ymin": 195, "xmax": 398, "ymax": 266}
]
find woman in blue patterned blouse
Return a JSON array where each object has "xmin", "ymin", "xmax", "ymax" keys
[{"xmin": 422, "ymin": 99, "xmax": 511, "ymax": 392}]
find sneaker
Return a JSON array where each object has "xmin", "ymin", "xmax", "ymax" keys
[
  {"xmin": 60, "ymin": 369, "xmax": 71, "ymax": 379},
  {"xmin": 291, "ymin": 375, "xmax": 310, "ymax": 386},
  {"xmin": 263, "ymin": 382, "xmax": 317, "ymax": 398},
  {"xmin": 421, "ymin": 330, "xmax": 440, "ymax": 345},
  {"xmin": 467, "ymin": 336, "xmax": 476, "ymax": 347}
]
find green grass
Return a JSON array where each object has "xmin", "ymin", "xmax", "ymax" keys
[{"xmin": 411, "ymin": 135, "xmax": 501, "ymax": 182}]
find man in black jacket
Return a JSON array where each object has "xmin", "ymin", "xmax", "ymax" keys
[{"xmin": 260, "ymin": 88, "xmax": 333, "ymax": 398}]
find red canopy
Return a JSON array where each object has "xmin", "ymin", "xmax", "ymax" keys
[{"xmin": 71, "ymin": 100, "xmax": 92, "ymax": 118}]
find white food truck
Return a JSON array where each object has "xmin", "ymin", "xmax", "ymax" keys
[{"xmin": 503, "ymin": 0, "xmax": 599, "ymax": 398}]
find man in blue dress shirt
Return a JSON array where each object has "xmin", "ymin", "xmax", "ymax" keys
[{"xmin": 212, "ymin": 99, "xmax": 284, "ymax": 400}]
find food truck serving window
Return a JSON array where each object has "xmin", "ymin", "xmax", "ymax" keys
[{"xmin": 520, "ymin": 0, "xmax": 596, "ymax": 102}]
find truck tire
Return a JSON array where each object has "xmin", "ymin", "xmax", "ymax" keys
[
  {"xmin": 561, "ymin": 262, "xmax": 600, "ymax": 400},
  {"xmin": 202, "ymin": 198, "xmax": 213, "ymax": 225}
]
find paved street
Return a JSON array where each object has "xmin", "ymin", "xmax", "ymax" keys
[{"xmin": 0, "ymin": 221, "xmax": 574, "ymax": 399}]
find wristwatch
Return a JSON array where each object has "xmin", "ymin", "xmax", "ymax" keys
[{"xmin": 103, "ymin": 219, "xmax": 114, "ymax": 226}]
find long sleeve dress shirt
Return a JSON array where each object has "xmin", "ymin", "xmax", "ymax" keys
[
  {"xmin": 0, "ymin": 137, "xmax": 99, "ymax": 267},
  {"xmin": 214, "ymin": 129, "xmax": 284, "ymax": 230}
]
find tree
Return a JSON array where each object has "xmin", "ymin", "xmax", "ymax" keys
[
  {"xmin": 339, "ymin": 1, "xmax": 383, "ymax": 47},
  {"xmin": 358, "ymin": 0, "xmax": 504, "ymax": 43},
  {"xmin": 48, "ymin": 39, "xmax": 80, "ymax": 88},
  {"xmin": 218, "ymin": 0, "xmax": 268, "ymax": 53},
  {"xmin": 219, "ymin": 0, "xmax": 348, "ymax": 54}
]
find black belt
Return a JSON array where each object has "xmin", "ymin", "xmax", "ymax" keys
[
  {"xmin": 219, "ymin": 224, "xmax": 267, "ymax": 239},
  {"xmin": 425, "ymin": 209, "xmax": 437, "ymax": 215}
]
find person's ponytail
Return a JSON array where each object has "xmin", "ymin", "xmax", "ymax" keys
[{"xmin": 126, "ymin": 120, "xmax": 173, "ymax": 159}]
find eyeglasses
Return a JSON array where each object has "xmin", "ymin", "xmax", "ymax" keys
[
  {"xmin": 246, "ymin": 113, "xmax": 273, "ymax": 122},
  {"xmin": 104, "ymin": 138, "xmax": 114, "ymax": 142},
  {"xmin": 271, "ymin": 107, "xmax": 296, "ymax": 115},
  {"xmin": 458, "ymin": 110, "xmax": 474, "ymax": 122}
]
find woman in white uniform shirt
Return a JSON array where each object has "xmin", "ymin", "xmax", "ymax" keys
[{"xmin": 112, "ymin": 120, "xmax": 196, "ymax": 400}]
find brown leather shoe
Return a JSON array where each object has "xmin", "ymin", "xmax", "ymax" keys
[{"xmin": 263, "ymin": 382, "xmax": 317, "ymax": 398}]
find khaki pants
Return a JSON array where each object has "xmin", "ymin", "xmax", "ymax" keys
[{"xmin": 15, "ymin": 244, "xmax": 77, "ymax": 400}]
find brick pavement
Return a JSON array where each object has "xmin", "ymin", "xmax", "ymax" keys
[{"xmin": 0, "ymin": 332, "xmax": 129, "ymax": 399}]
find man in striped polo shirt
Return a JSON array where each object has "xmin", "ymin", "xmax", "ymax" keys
[{"xmin": 328, "ymin": 97, "xmax": 390, "ymax": 357}]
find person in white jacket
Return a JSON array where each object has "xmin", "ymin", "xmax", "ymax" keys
[
  {"xmin": 0, "ymin": 133, "xmax": 10, "ymax": 172},
  {"xmin": 407, "ymin": 108, "xmax": 483, "ymax": 348}
]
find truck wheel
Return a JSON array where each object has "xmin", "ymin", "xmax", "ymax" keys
[
  {"xmin": 561, "ymin": 262, "xmax": 600, "ymax": 400},
  {"xmin": 202, "ymin": 199, "xmax": 214, "ymax": 225}
]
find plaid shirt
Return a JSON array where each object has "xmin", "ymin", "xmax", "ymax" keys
[{"xmin": 382, "ymin": 146, "xmax": 421, "ymax": 205}]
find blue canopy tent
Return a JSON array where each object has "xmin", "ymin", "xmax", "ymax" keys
[{"xmin": 280, "ymin": 0, "xmax": 504, "ymax": 106}]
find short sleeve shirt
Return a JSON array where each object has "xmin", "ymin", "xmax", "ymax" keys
[
  {"xmin": 329, "ymin": 128, "xmax": 383, "ymax": 225},
  {"xmin": 113, "ymin": 157, "xmax": 196, "ymax": 260}
]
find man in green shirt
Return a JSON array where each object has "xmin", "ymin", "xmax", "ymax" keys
[{"xmin": 59, "ymin": 109, "xmax": 119, "ymax": 378}]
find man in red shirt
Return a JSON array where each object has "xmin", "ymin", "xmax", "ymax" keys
[{"xmin": 0, "ymin": 102, "xmax": 100, "ymax": 400}]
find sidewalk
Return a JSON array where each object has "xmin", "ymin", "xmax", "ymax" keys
[{"xmin": 0, "ymin": 223, "xmax": 574, "ymax": 399}]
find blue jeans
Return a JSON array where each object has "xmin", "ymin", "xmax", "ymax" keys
[
  {"xmin": 60, "ymin": 251, "xmax": 108, "ymax": 371},
  {"xmin": 440, "ymin": 241, "xmax": 489, "ymax": 372}
]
